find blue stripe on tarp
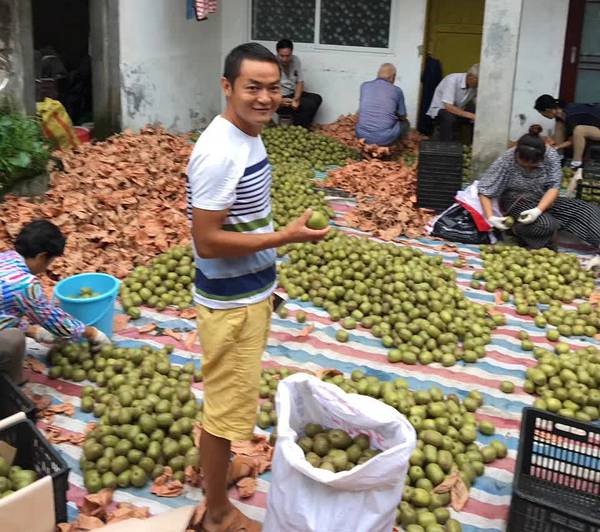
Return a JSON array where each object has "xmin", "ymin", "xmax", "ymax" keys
[{"xmin": 194, "ymin": 264, "xmax": 276, "ymax": 299}]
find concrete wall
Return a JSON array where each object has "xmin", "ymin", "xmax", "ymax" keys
[
  {"xmin": 224, "ymin": 0, "xmax": 567, "ymax": 133},
  {"xmin": 0, "ymin": 0, "xmax": 34, "ymax": 114},
  {"xmin": 509, "ymin": 0, "xmax": 569, "ymax": 140},
  {"xmin": 221, "ymin": 0, "xmax": 427, "ymax": 125},
  {"xmin": 114, "ymin": 0, "xmax": 567, "ymax": 134},
  {"xmin": 118, "ymin": 0, "xmax": 222, "ymax": 132}
]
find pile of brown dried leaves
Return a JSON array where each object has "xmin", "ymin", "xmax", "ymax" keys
[
  {"xmin": 320, "ymin": 159, "xmax": 434, "ymax": 240},
  {"xmin": 0, "ymin": 126, "xmax": 193, "ymax": 284}
]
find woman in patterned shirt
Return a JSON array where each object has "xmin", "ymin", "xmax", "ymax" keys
[
  {"xmin": 0, "ymin": 220, "xmax": 110, "ymax": 384},
  {"xmin": 478, "ymin": 125, "xmax": 600, "ymax": 249}
]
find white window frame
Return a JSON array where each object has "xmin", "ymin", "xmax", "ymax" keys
[{"xmin": 249, "ymin": 0, "xmax": 396, "ymax": 55}]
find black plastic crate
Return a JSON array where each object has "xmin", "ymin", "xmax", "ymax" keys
[
  {"xmin": 417, "ymin": 181, "xmax": 460, "ymax": 194},
  {"xmin": 576, "ymin": 164, "xmax": 600, "ymax": 204},
  {"xmin": 416, "ymin": 196, "xmax": 455, "ymax": 212},
  {"xmin": 417, "ymin": 167, "xmax": 463, "ymax": 179},
  {"xmin": 419, "ymin": 140, "xmax": 464, "ymax": 157},
  {"xmin": 0, "ymin": 373, "xmax": 38, "ymax": 421},
  {"xmin": 507, "ymin": 408, "xmax": 600, "ymax": 532},
  {"xmin": 417, "ymin": 140, "xmax": 463, "ymax": 211},
  {"xmin": 0, "ymin": 417, "xmax": 70, "ymax": 524}
]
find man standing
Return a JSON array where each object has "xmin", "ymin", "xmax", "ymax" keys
[
  {"xmin": 427, "ymin": 63, "xmax": 479, "ymax": 141},
  {"xmin": 187, "ymin": 43, "xmax": 328, "ymax": 531},
  {"xmin": 275, "ymin": 38, "xmax": 322, "ymax": 127},
  {"xmin": 0, "ymin": 220, "xmax": 110, "ymax": 384},
  {"xmin": 355, "ymin": 63, "xmax": 409, "ymax": 146}
]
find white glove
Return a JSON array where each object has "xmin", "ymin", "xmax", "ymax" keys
[
  {"xmin": 87, "ymin": 327, "xmax": 111, "ymax": 351},
  {"xmin": 27, "ymin": 325, "xmax": 55, "ymax": 344},
  {"xmin": 518, "ymin": 207, "xmax": 542, "ymax": 225},
  {"xmin": 488, "ymin": 216, "xmax": 509, "ymax": 231}
]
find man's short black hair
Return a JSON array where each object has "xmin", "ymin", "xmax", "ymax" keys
[
  {"xmin": 14, "ymin": 219, "xmax": 66, "ymax": 259},
  {"xmin": 276, "ymin": 39, "xmax": 293, "ymax": 51},
  {"xmin": 223, "ymin": 42, "xmax": 280, "ymax": 85}
]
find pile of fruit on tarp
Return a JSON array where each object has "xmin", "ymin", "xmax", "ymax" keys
[
  {"xmin": 278, "ymin": 231, "xmax": 503, "ymax": 365},
  {"xmin": 0, "ymin": 127, "xmax": 193, "ymax": 282},
  {"xmin": 17, "ymin": 118, "xmax": 600, "ymax": 532},
  {"xmin": 48, "ymin": 341, "xmax": 203, "ymax": 492}
]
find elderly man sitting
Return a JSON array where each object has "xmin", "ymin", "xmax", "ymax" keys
[
  {"xmin": 427, "ymin": 63, "xmax": 479, "ymax": 142},
  {"xmin": 355, "ymin": 63, "xmax": 409, "ymax": 146}
]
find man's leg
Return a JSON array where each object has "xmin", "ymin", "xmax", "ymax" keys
[
  {"xmin": 0, "ymin": 328, "xmax": 26, "ymax": 384},
  {"xmin": 572, "ymin": 125, "xmax": 600, "ymax": 162},
  {"xmin": 196, "ymin": 298, "xmax": 272, "ymax": 529},
  {"xmin": 200, "ymin": 430, "xmax": 232, "ymax": 523},
  {"xmin": 436, "ymin": 110, "xmax": 457, "ymax": 141},
  {"xmin": 292, "ymin": 92, "xmax": 322, "ymax": 128}
]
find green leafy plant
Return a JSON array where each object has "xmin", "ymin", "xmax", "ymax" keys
[{"xmin": 0, "ymin": 113, "xmax": 50, "ymax": 193}]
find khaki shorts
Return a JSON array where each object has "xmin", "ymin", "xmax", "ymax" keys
[{"xmin": 196, "ymin": 297, "xmax": 272, "ymax": 441}]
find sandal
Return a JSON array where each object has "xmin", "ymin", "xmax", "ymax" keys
[{"xmin": 192, "ymin": 502, "xmax": 262, "ymax": 532}]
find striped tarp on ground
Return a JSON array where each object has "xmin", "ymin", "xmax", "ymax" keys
[{"xmin": 24, "ymin": 198, "xmax": 597, "ymax": 532}]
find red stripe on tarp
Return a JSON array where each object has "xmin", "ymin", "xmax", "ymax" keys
[
  {"xmin": 27, "ymin": 371, "xmax": 83, "ymax": 396},
  {"xmin": 461, "ymin": 498, "xmax": 511, "ymax": 521},
  {"xmin": 476, "ymin": 413, "xmax": 522, "ymax": 432}
]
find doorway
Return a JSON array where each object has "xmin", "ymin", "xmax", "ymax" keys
[
  {"xmin": 18, "ymin": 0, "xmax": 120, "ymax": 138},
  {"xmin": 560, "ymin": 0, "xmax": 600, "ymax": 103},
  {"xmin": 418, "ymin": 0, "xmax": 485, "ymax": 137},
  {"xmin": 32, "ymin": 0, "xmax": 92, "ymax": 125},
  {"xmin": 424, "ymin": 0, "xmax": 485, "ymax": 77}
]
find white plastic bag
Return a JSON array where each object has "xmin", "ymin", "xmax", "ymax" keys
[{"xmin": 263, "ymin": 373, "xmax": 416, "ymax": 532}]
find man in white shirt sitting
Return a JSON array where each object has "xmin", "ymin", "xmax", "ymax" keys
[
  {"xmin": 427, "ymin": 63, "xmax": 479, "ymax": 141},
  {"xmin": 275, "ymin": 39, "xmax": 322, "ymax": 128}
]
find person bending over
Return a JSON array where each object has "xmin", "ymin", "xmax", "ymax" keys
[{"xmin": 0, "ymin": 220, "xmax": 110, "ymax": 384}]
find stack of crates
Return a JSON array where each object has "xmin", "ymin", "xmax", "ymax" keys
[
  {"xmin": 507, "ymin": 407, "xmax": 600, "ymax": 532},
  {"xmin": 576, "ymin": 162, "xmax": 600, "ymax": 204},
  {"xmin": 417, "ymin": 141, "xmax": 464, "ymax": 212}
]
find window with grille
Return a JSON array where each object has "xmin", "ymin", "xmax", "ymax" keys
[{"xmin": 251, "ymin": 0, "xmax": 392, "ymax": 49}]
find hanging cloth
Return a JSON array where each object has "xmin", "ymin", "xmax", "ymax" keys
[
  {"xmin": 195, "ymin": 0, "xmax": 218, "ymax": 21},
  {"xmin": 186, "ymin": 0, "xmax": 195, "ymax": 19}
]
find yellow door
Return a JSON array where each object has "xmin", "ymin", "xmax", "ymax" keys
[{"xmin": 425, "ymin": 0, "xmax": 485, "ymax": 76}]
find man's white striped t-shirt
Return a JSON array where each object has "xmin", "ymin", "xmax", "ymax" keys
[{"xmin": 186, "ymin": 115, "xmax": 276, "ymax": 309}]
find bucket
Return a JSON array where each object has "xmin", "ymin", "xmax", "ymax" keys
[{"xmin": 53, "ymin": 273, "xmax": 120, "ymax": 338}]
